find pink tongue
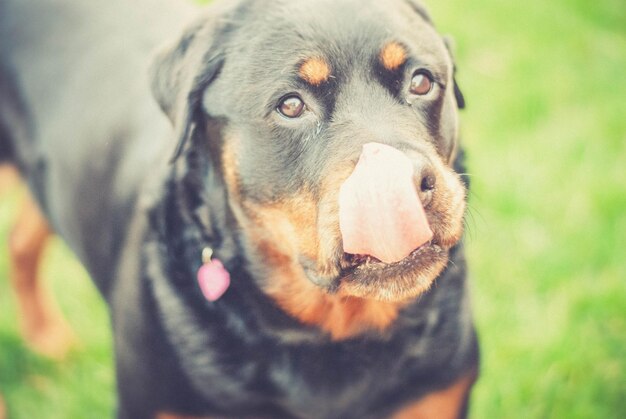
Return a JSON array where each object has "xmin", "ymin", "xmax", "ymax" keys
[{"xmin": 339, "ymin": 142, "xmax": 433, "ymax": 264}]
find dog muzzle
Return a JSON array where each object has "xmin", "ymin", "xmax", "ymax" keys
[{"xmin": 339, "ymin": 142, "xmax": 433, "ymax": 264}]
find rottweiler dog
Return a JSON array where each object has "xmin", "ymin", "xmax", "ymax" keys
[{"xmin": 0, "ymin": 0, "xmax": 479, "ymax": 417}]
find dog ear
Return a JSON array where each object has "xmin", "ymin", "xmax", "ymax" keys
[
  {"xmin": 443, "ymin": 35, "xmax": 466, "ymax": 110},
  {"xmin": 404, "ymin": 1, "xmax": 465, "ymax": 109},
  {"xmin": 452, "ymin": 77, "xmax": 466, "ymax": 109},
  {"xmin": 150, "ymin": 10, "xmax": 231, "ymax": 161}
]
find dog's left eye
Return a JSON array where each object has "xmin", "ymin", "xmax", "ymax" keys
[
  {"xmin": 277, "ymin": 95, "xmax": 306, "ymax": 118},
  {"xmin": 409, "ymin": 71, "xmax": 434, "ymax": 96}
]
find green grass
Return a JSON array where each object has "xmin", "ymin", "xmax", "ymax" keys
[
  {"xmin": 427, "ymin": 0, "xmax": 626, "ymax": 417},
  {"xmin": 1, "ymin": 0, "xmax": 625, "ymax": 417},
  {"xmin": 0, "ymin": 187, "xmax": 114, "ymax": 418}
]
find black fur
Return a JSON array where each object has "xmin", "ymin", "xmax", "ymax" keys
[
  {"xmin": 0, "ymin": 67, "xmax": 24, "ymax": 165},
  {"xmin": 1, "ymin": 0, "xmax": 479, "ymax": 417}
]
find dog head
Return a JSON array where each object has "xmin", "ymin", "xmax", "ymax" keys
[{"xmin": 151, "ymin": 0, "xmax": 467, "ymax": 336}]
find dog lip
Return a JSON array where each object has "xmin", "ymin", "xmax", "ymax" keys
[{"xmin": 341, "ymin": 239, "xmax": 438, "ymax": 275}]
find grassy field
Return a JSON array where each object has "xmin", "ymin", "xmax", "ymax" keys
[{"xmin": 1, "ymin": 0, "xmax": 625, "ymax": 417}]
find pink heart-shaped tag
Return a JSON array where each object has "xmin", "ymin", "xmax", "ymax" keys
[{"xmin": 197, "ymin": 259, "xmax": 231, "ymax": 302}]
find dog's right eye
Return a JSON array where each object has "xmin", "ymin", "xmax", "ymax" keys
[{"xmin": 277, "ymin": 95, "xmax": 306, "ymax": 118}]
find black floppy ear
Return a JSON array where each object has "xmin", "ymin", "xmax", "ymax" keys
[
  {"xmin": 453, "ymin": 77, "xmax": 465, "ymax": 110},
  {"xmin": 150, "ymin": 10, "xmax": 230, "ymax": 161},
  {"xmin": 443, "ymin": 36, "xmax": 466, "ymax": 110}
]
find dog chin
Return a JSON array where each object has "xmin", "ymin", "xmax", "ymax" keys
[
  {"xmin": 335, "ymin": 242, "xmax": 450, "ymax": 302},
  {"xmin": 301, "ymin": 241, "xmax": 451, "ymax": 303}
]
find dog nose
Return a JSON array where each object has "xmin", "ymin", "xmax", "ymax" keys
[{"xmin": 416, "ymin": 163, "xmax": 437, "ymax": 207}]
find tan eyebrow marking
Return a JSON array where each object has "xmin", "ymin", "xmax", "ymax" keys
[
  {"xmin": 380, "ymin": 42, "xmax": 408, "ymax": 71},
  {"xmin": 299, "ymin": 57, "xmax": 331, "ymax": 86}
]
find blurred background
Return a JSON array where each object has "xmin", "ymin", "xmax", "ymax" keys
[{"xmin": 0, "ymin": 0, "xmax": 625, "ymax": 417}]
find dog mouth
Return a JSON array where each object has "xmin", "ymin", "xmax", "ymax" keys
[
  {"xmin": 342, "ymin": 239, "xmax": 436, "ymax": 272},
  {"xmin": 329, "ymin": 238, "xmax": 449, "ymax": 301},
  {"xmin": 339, "ymin": 236, "xmax": 446, "ymax": 279}
]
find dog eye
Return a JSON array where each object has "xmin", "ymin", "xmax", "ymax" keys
[
  {"xmin": 277, "ymin": 95, "xmax": 306, "ymax": 118},
  {"xmin": 410, "ymin": 71, "xmax": 434, "ymax": 96}
]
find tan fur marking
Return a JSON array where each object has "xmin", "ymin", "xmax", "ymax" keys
[
  {"xmin": 380, "ymin": 42, "xmax": 408, "ymax": 71},
  {"xmin": 391, "ymin": 370, "xmax": 477, "ymax": 419},
  {"xmin": 244, "ymin": 196, "xmax": 404, "ymax": 340},
  {"xmin": 299, "ymin": 57, "xmax": 331, "ymax": 86},
  {"xmin": 221, "ymin": 135, "xmax": 241, "ymax": 199},
  {"xmin": 262, "ymin": 245, "xmax": 403, "ymax": 339},
  {"xmin": 426, "ymin": 154, "xmax": 466, "ymax": 249},
  {"xmin": 315, "ymin": 164, "xmax": 355, "ymax": 279}
]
